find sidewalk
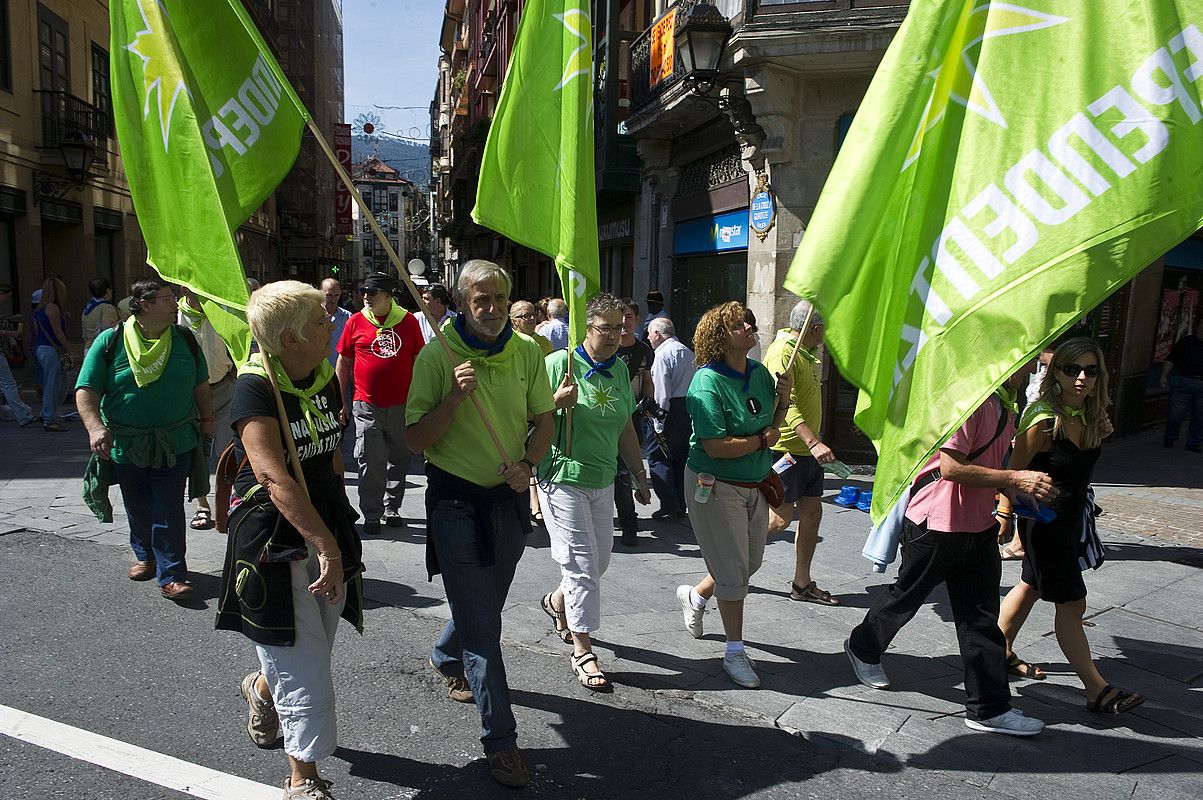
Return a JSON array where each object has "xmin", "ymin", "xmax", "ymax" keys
[{"xmin": 1, "ymin": 422, "xmax": 1200, "ymax": 798}]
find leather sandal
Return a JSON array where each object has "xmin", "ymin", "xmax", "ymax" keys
[
  {"xmin": 789, "ymin": 580, "xmax": 840, "ymax": 605},
  {"xmin": 1087, "ymin": 684, "xmax": 1145, "ymax": 714},
  {"xmin": 571, "ymin": 651, "xmax": 612, "ymax": 692},
  {"xmin": 190, "ymin": 507, "xmax": 215, "ymax": 530},
  {"xmin": 1005, "ymin": 653, "xmax": 1046, "ymax": 680},
  {"xmin": 540, "ymin": 592, "xmax": 572, "ymax": 643}
]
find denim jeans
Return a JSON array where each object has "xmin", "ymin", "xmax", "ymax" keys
[
  {"xmin": 114, "ymin": 458, "xmax": 191, "ymax": 586},
  {"xmin": 35, "ymin": 345, "xmax": 63, "ymax": 425},
  {"xmin": 1165, "ymin": 374, "xmax": 1203, "ymax": 448},
  {"xmin": 0, "ymin": 355, "xmax": 33, "ymax": 426},
  {"xmin": 429, "ymin": 497, "xmax": 526, "ymax": 754},
  {"xmin": 849, "ymin": 519, "xmax": 1011, "ymax": 721}
]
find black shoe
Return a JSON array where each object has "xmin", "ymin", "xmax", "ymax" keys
[
  {"xmin": 651, "ymin": 507, "xmax": 681, "ymax": 519},
  {"xmin": 1187, "ymin": 445, "xmax": 1202, "ymax": 453},
  {"xmin": 621, "ymin": 528, "xmax": 638, "ymax": 547},
  {"xmin": 1163, "ymin": 439, "xmax": 1175, "ymax": 448},
  {"xmin": 383, "ymin": 512, "xmax": 404, "ymax": 527},
  {"xmin": 363, "ymin": 521, "xmax": 381, "ymax": 536}
]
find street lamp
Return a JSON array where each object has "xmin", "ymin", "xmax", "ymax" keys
[
  {"xmin": 674, "ymin": 3, "xmax": 734, "ymax": 98},
  {"xmin": 32, "ymin": 129, "xmax": 97, "ymax": 204}
]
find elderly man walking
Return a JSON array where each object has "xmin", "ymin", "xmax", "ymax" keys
[
  {"xmin": 336, "ymin": 273, "xmax": 424, "ymax": 535},
  {"xmin": 763, "ymin": 300, "xmax": 841, "ymax": 605},
  {"xmin": 406, "ymin": 260, "xmax": 555, "ymax": 787},
  {"xmin": 320, "ymin": 278, "xmax": 352, "ymax": 368},
  {"xmin": 542, "ymin": 298, "xmax": 569, "ymax": 350},
  {"xmin": 417, "ymin": 283, "xmax": 457, "ymax": 344},
  {"xmin": 647, "ymin": 317, "xmax": 695, "ymax": 519}
]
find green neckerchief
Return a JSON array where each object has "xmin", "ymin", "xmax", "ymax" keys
[
  {"xmin": 775, "ymin": 328, "xmax": 820, "ymax": 365},
  {"xmin": 123, "ymin": 316, "xmax": 174, "ymax": 387},
  {"xmin": 238, "ymin": 352, "xmax": 335, "ymax": 446},
  {"xmin": 361, "ymin": 300, "xmax": 407, "ymax": 330},
  {"xmin": 177, "ymin": 297, "xmax": 204, "ymax": 331},
  {"xmin": 994, "ymin": 385, "xmax": 1019, "ymax": 416},
  {"xmin": 1017, "ymin": 398, "xmax": 1087, "ymax": 435}
]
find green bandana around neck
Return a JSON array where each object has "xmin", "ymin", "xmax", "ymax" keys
[
  {"xmin": 123, "ymin": 316, "xmax": 174, "ymax": 387},
  {"xmin": 238, "ymin": 352, "xmax": 335, "ymax": 446},
  {"xmin": 362, "ymin": 300, "xmax": 407, "ymax": 330}
]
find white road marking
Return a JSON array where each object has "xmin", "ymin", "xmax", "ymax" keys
[{"xmin": 0, "ymin": 704, "xmax": 278, "ymax": 800}]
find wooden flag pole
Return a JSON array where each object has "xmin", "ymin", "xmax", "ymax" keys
[
  {"xmin": 261, "ymin": 351, "xmax": 310, "ymax": 501},
  {"xmin": 777, "ymin": 304, "xmax": 816, "ymax": 414},
  {"xmin": 564, "ymin": 342, "xmax": 575, "ymax": 457},
  {"xmin": 306, "ymin": 119, "xmax": 511, "ymax": 465}
]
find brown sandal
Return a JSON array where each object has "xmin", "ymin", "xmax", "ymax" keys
[
  {"xmin": 540, "ymin": 592, "xmax": 572, "ymax": 644},
  {"xmin": 790, "ymin": 580, "xmax": 840, "ymax": 606},
  {"xmin": 1087, "ymin": 684, "xmax": 1145, "ymax": 714},
  {"xmin": 1005, "ymin": 653, "xmax": 1046, "ymax": 680}
]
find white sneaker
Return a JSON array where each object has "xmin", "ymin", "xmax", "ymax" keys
[
  {"xmin": 964, "ymin": 708, "xmax": 1045, "ymax": 737},
  {"xmin": 676, "ymin": 585, "xmax": 704, "ymax": 639},
  {"xmin": 722, "ymin": 651, "xmax": 761, "ymax": 688},
  {"xmin": 844, "ymin": 638, "xmax": 890, "ymax": 689}
]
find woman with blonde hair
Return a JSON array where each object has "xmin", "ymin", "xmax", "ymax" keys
[
  {"xmin": 215, "ymin": 280, "xmax": 364, "ymax": 800},
  {"xmin": 997, "ymin": 338, "xmax": 1143, "ymax": 714},
  {"xmin": 32, "ymin": 277, "xmax": 70, "ymax": 431},
  {"xmin": 674, "ymin": 301, "xmax": 790, "ymax": 688}
]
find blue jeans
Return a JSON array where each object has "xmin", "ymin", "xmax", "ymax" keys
[
  {"xmin": 1165, "ymin": 374, "xmax": 1203, "ymax": 448},
  {"xmin": 35, "ymin": 345, "xmax": 63, "ymax": 425},
  {"xmin": 0, "ymin": 355, "xmax": 34, "ymax": 426},
  {"xmin": 114, "ymin": 458, "xmax": 191, "ymax": 585},
  {"xmin": 429, "ymin": 497, "xmax": 526, "ymax": 754}
]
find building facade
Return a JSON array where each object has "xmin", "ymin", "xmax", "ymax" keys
[{"xmin": 350, "ymin": 155, "xmax": 427, "ymax": 287}]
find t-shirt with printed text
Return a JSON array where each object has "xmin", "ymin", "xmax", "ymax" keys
[{"xmin": 336, "ymin": 310, "xmax": 423, "ymax": 407}]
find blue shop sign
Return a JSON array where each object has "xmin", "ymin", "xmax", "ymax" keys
[{"xmin": 674, "ymin": 209, "xmax": 750, "ymax": 256}]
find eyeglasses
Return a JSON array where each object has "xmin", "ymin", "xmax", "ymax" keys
[
  {"xmin": 512, "ymin": 312, "xmax": 537, "ymax": 320},
  {"xmin": 1058, "ymin": 363, "xmax": 1101, "ymax": 378},
  {"xmin": 589, "ymin": 324, "xmax": 623, "ymax": 335}
]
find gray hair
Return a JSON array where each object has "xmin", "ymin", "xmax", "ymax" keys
[
  {"xmin": 788, "ymin": 299, "xmax": 823, "ymax": 331},
  {"xmin": 648, "ymin": 317, "xmax": 675, "ymax": 337},
  {"xmin": 547, "ymin": 298, "xmax": 568, "ymax": 319},
  {"xmin": 456, "ymin": 259, "xmax": 512, "ymax": 301},
  {"xmin": 586, "ymin": 292, "xmax": 624, "ymax": 322}
]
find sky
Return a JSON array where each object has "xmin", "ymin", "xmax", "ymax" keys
[{"xmin": 342, "ymin": 0, "xmax": 443, "ymax": 147}]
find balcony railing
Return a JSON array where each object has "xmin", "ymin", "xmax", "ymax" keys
[{"xmin": 36, "ymin": 90, "xmax": 110, "ymax": 166}]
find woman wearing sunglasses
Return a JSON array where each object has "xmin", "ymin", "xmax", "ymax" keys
[{"xmin": 997, "ymin": 338, "xmax": 1144, "ymax": 714}]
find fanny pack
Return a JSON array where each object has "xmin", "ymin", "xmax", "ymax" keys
[{"xmin": 718, "ymin": 471, "xmax": 785, "ymax": 508}]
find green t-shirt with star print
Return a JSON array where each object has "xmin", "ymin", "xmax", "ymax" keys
[{"xmin": 539, "ymin": 348, "xmax": 636, "ymax": 489}]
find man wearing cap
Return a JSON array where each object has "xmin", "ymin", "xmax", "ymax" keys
[
  {"xmin": 406, "ymin": 259, "xmax": 555, "ymax": 787},
  {"xmin": 336, "ymin": 273, "xmax": 424, "ymax": 535},
  {"xmin": 638, "ymin": 290, "xmax": 668, "ymax": 343}
]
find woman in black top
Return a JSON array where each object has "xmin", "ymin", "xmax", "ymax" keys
[
  {"xmin": 215, "ymin": 280, "xmax": 363, "ymax": 800},
  {"xmin": 998, "ymin": 338, "xmax": 1143, "ymax": 715}
]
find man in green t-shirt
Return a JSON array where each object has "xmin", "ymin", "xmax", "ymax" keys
[
  {"xmin": 762, "ymin": 300, "xmax": 841, "ymax": 606},
  {"xmin": 405, "ymin": 260, "xmax": 554, "ymax": 789}
]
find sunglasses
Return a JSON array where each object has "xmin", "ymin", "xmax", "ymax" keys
[{"xmin": 1058, "ymin": 363, "xmax": 1101, "ymax": 378}]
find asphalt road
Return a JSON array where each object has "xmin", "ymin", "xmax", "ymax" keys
[{"xmin": 0, "ymin": 528, "xmax": 1020, "ymax": 800}]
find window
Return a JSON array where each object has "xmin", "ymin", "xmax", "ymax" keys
[
  {"xmin": 0, "ymin": 0, "xmax": 11, "ymax": 92},
  {"xmin": 388, "ymin": 193, "xmax": 399, "ymax": 212},
  {"xmin": 91, "ymin": 43, "xmax": 113, "ymax": 135},
  {"xmin": 37, "ymin": 3, "xmax": 69, "ymax": 91}
]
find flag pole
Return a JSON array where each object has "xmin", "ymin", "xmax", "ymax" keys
[
  {"xmin": 565, "ymin": 338, "xmax": 575, "ymax": 457},
  {"xmin": 305, "ymin": 119, "xmax": 511, "ymax": 464},
  {"xmin": 261, "ymin": 351, "xmax": 310, "ymax": 501},
  {"xmin": 783, "ymin": 305, "xmax": 816, "ymax": 374}
]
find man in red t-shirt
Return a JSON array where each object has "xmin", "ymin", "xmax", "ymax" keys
[{"xmin": 336, "ymin": 273, "xmax": 424, "ymax": 534}]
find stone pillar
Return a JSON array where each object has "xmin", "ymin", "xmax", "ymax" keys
[{"xmin": 633, "ymin": 138, "xmax": 679, "ymax": 316}]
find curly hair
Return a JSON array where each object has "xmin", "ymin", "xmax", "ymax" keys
[
  {"xmin": 586, "ymin": 292, "xmax": 624, "ymax": 322},
  {"xmin": 693, "ymin": 301, "xmax": 750, "ymax": 366},
  {"xmin": 1038, "ymin": 337, "xmax": 1110, "ymax": 449}
]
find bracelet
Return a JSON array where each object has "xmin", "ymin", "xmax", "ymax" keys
[{"xmin": 320, "ymin": 553, "xmax": 341, "ymax": 561}]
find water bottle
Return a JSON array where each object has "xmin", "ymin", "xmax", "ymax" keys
[{"xmin": 694, "ymin": 472, "xmax": 715, "ymax": 504}]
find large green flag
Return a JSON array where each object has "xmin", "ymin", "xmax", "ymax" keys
[
  {"xmin": 784, "ymin": 0, "xmax": 1203, "ymax": 523},
  {"xmin": 111, "ymin": 0, "xmax": 310, "ymax": 363},
  {"xmin": 472, "ymin": 0, "xmax": 600, "ymax": 346}
]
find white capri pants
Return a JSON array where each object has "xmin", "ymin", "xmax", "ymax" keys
[
  {"xmin": 255, "ymin": 553, "xmax": 346, "ymax": 763},
  {"xmin": 537, "ymin": 481, "xmax": 615, "ymax": 633}
]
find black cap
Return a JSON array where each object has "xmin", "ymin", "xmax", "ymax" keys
[
  {"xmin": 362, "ymin": 272, "xmax": 396, "ymax": 293},
  {"xmin": 646, "ymin": 290, "xmax": 664, "ymax": 304}
]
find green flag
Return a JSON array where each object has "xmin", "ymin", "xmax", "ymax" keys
[
  {"xmin": 111, "ymin": 0, "xmax": 310, "ymax": 363},
  {"xmin": 472, "ymin": 0, "xmax": 600, "ymax": 346},
  {"xmin": 784, "ymin": 0, "xmax": 1203, "ymax": 523}
]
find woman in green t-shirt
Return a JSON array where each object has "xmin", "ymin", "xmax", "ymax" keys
[
  {"xmin": 674, "ymin": 302, "xmax": 791, "ymax": 689},
  {"xmin": 538, "ymin": 293, "xmax": 650, "ymax": 691}
]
